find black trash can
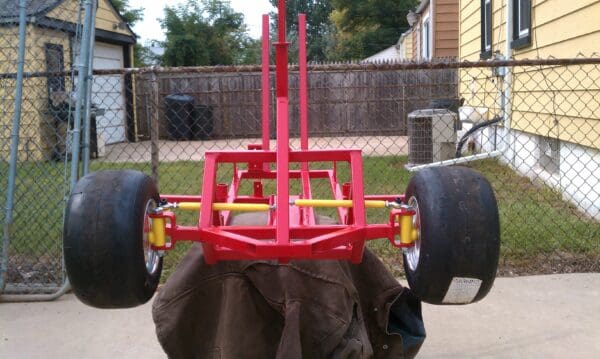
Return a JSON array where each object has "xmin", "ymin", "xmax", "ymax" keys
[
  {"xmin": 192, "ymin": 105, "xmax": 214, "ymax": 140},
  {"xmin": 165, "ymin": 94, "xmax": 195, "ymax": 140}
]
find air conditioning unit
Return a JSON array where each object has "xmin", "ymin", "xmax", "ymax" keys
[{"xmin": 407, "ymin": 109, "xmax": 457, "ymax": 166}]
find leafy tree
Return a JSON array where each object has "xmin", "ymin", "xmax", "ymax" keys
[
  {"xmin": 160, "ymin": 0, "xmax": 259, "ymax": 66},
  {"xmin": 111, "ymin": 0, "xmax": 144, "ymax": 26},
  {"xmin": 110, "ymin": 0, "xmax": 149, "ymax": 67},
  {"xmin": 237, "ymin": 38, "xmax": 262, "ymax": 65},
  {"xmin": 268, "ymin": 0, "xmax": 334, "ymax": 62},
  {"xmin": 328, "ymin": 0, "xmax": 417, "ymax": 60},
  {"xmin": 133, "ymin": 41, "xmax": 163, "ymax": 67}
]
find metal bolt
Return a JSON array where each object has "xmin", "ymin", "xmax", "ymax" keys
[{"xmin": 383, "ymin": 344, "xmax": 389, "ymax": 350}]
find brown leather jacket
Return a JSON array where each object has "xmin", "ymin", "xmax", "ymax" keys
[{"xmin": 153, "ymin": 215, "xmax": 426, "ymax": 358}]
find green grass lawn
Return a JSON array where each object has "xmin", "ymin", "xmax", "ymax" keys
[{"xmin": 1, "ymin": 156, "xmax": 598, "ymax": 279}]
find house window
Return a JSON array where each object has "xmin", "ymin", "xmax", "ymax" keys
[
  {"xmin": 538, "ymin": 136, "xmax": 560, "ymax": 175},
  {"xmin": 421, "ymin": 14, "xmax": 431, "ymax": 60},
  {"xmin": 44, "ymin": 43, "xmax": 65, "ymax": 95},
  {"xmin": 511, "ymin": 0, "xmax": 531, "ymax": 49},
  {"xmin": 481, "ymin": 0, "xmax": 492, "ymax": 59}
]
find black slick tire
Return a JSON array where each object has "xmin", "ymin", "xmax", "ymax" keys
[
  {"xmin": 403, "ymin": 166, "xmax": 500, "ymax": 305},
  {"xmin": 64, "ymin": 170, "xmax": 163, "ymax": 308}
]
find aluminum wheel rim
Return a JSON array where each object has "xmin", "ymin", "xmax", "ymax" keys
[
  {"xmin": 405, "ymin": 196, "xmax": 421, "ymax": 272},
  {"xmin": 143, "ymin": 199, "xmax": 161, "ymax": 275}
]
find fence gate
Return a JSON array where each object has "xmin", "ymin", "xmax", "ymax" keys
[{"xmin": 1, "ymin": 0, "xmax": 96, "ymax": 300}]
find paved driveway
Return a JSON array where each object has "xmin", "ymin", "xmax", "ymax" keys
[
  {"xmin": 101, "ymin": 136, "xmax": 409, "ymax": 163},
  {"xmin": 1, "ymin": 273, "xmax": 599, "ymax": 358}
]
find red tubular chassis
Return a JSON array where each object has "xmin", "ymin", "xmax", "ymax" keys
[{"xmin": 154, "ymin": 149, "xmax": 415, "ymax": 264}]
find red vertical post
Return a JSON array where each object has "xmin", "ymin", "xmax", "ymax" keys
[
  {"xmin": 276, "ymin": 98, "xmax": 290, "ymax": 245},
  {"xmin": 349, "ymin": 151, "xmax": 367, "ymax": 263},
  {"xmin": 261, "ymin": 14, "xmax": 270, "ymax": 151},
  {"xmin": 275, "ymin": 0, "xmax": 290, "ymax": 245},
  {"xmin": 275, "ymin": 0, "xmax": 288, "ymax": 98},
  {"xmin": 298, "ymin": 13, "xmax": 314, "ymax": 225},
  {"xmin": 298, "ymin": 14, "xmax": 309, "ymax": 151},
  {"xmin": 199, "ymin": 154, "xmax": 218, "ymax": 263}
]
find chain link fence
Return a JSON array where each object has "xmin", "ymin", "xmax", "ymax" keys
[
  {"xmin": 0, "ymin": 0, "xmax": 94, "ymax": 296},
  {"xmin": 2, "ymin": 42, "xmax": 599, "ymax": 293}
]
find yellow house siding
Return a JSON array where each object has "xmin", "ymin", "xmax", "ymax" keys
[
  {"xmin": 516, "ymin": 32, "xmax": 600, "ymax": 59},
  {"xmin": 1, "ymin": 25, "xmax": 74, "ymax": 161},
  {"xmin": 95, "ymin": 0, "xmax": 135, "ymax": 37},
  {"xmin": 460, "ymin": 0, "xmax": 600, "ymax": 59},
  {"xmin": 1, "ymin": 0, "xmax": 136, "ymax": 161},
  {"xmin": 46, "ymin": 0, "xmax": 135, "ymax": 38},
  {"xmin": 511, "ymin": 0, "xmax": 600, "ymax": 149},
  {"xmin": 0, "ymin": 26, "xmax": 22, "ymax": 160},
  {"xmin": 510, "ymin": 113, "xmax": 600, "ymax": 149},
  {"xmin": 412, "ymin": 27, "xmax": 419, "ymax": 60},
  {"xmin": 511, "ymin": 61, "xmax": 600, "ymax": 148},
  {"xmin": 460, "ymin": 0, "xmax": 507, "ymax": 60},
  {"xmin": 458, "ymin": 0, "xmax": 600, "ymax": 149},
  {"xmin": 32, "ymin": 27, "xmax": 74, "ymax": 161},
  {"xmin": 514, "ymin": 0, "xmax": 600, "ymax": 58},
  {"xmin": 405, "ymin": 33, "xmax": 413, "ymax": 59},
  {"xmin": 399, "ymin": 31, "xmax": 414, "ymax": 60},
  {"xmin": 44, "ymin": 0, "xmax": 78, "ymax": 28},
  {"xmin": 490, "ymin": 3, "xmax": 507, "ymax": 53},
  {"xmin": 459, "ymin": 0, "xmax": 483, "ymax": 60}
]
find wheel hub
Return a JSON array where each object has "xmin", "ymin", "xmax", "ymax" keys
[
  {"xmin": 404, "ymin": 196, "xmax": 421, "ymax": 272},
  {"xmin": 143, "ymin": 199, "xmax": 162, "ymax": 275}
]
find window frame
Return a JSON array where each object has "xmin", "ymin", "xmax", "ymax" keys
[
  {"xmin": 480, "ymin": 0, "xmax": 493, "ymax": 59},
  {"xmin": 511, "ymin": 0, "xmax": 531, "ymax": 49},
  {"xmin": 538, "ymin": 136, "xmax": 560, "ymax": 175},
  {"xmin": 421, "ymin": 13, "xmax": 432, "ymax": 60},
  {"xmin": 44, "ymin": 43, "xmax": 66, "ymax": 96}
]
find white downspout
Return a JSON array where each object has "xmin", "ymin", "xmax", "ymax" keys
[{"xmin": 504, "ymin": 0, "xmax": 514, "ymax": 165}]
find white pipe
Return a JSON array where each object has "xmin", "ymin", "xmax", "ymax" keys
[
  {"xmin": 0, "ymin": 280, "xmax": 71, "ymax": 302},
  {"xmin": 504, "ymin": 0, "xmax": 513, "ymax": 128},
  {"xmin": 407, "ymin": 151, "xmax": 502, "ymax": 172},
  {"xmin": 504, "ymin": 0, "xmax": 514, "ymax": 165}
]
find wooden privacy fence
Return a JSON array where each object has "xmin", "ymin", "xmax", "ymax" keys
[{"xmin": 134, "ymin": 65, "xmax": 458, "ymax": 140}]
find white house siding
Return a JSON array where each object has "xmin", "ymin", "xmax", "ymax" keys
[
  {"xmin": 364, "ymin": 46, "xmax": 402, "ymax": 63},
  {"xmin": 474, "ymin": 127, "xmax": 600, "ymax": 220}
]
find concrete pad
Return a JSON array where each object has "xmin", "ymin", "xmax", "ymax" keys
[
  {"xmin": 0, "ymin": 295, "xmax": 163, "ymax": 359},
  {"xmin": 101, "ymin": 136, "xmax": 409, "ymax": 163},
  {"xmin": 415, "ymin": 273, "xmax": 600, "ymax": 358},
  {"xmin": 1, "ymin": 274, "xmax": 599, "ymax": 358}
]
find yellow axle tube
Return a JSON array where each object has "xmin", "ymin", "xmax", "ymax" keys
[
  {"xmin": 177, "ymin": 202, "xmax": 271, "ymax": 212},
  {"xmin": 293, "ymin": 199, "xmax": 387, "ymax": 208},
  {"xmin": 175, "ymin": 199, "xmax": 389, "ymax": 212}
]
